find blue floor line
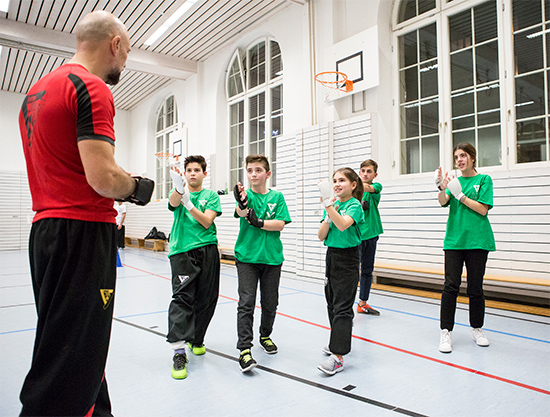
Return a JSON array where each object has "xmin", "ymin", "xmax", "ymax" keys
[
  {"xmin": 164, "ymin": 261, "xmax": 550, "ymax": 344},
  {"xmin": 118, "ymin": 310, "xmax": 167, "ymax": 319},
  {"xmin": 9, "ymin": 254, "xmax": 541, "ymax": 345},
  {"xmin": 1, "ymin": 328, "xmax": 35, "ymax": 335},
  {"xmin": 376, "ymin": 306, "xmax": 550, "ymax": 344}
]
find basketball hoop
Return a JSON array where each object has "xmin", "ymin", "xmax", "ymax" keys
[
  {"xmin": 315, "ymin": 71, "xmax": 353, "ymax": 102},
  {"xmin": 155, "ymin": 152, "xmax": 181, "ymax": 169}
]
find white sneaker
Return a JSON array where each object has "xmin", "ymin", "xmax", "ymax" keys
[
  {"xmin": 471, "ymin": 328, "xmax": 490, "ymax": 347},
  {"xmin": 322, "ymin": 346, "xmax": 331, "ymax": 355},
  {"xmin": 317, "ymin": 354, "xmax": 344, "ymax": 375},
  {"xmin": 439, "ymin": 329, "xmax": 452, "ymax": 353}
]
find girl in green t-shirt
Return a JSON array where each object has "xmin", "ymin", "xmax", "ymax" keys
[
  {"xmin": 317, "ymin": 167, "xmax": 365, "ymax": 376},
  {"xmin": 435, "ymin": 142, "xmax": 495, "ymax": 354}
]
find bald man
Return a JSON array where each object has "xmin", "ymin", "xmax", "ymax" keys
[{"xmin": 19, "ymin": 11, "xmax": 153, "ymax": 416}]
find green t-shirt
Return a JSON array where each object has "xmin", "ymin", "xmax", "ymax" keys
[
  {"xmin": 443, "ymin": 174, "xmax": 495, "ymax": 251},
  {"xmin": 323, "ymin": 198, "xmax": 364, "ymax": 248},
  {"xmin": 360, "ymin": 183, "xmax": 384, "ymax": 240},
  {"xmin": 234, "ymin": 189, "xmax": 291, "ymax": 265},
  {"xmin": 168, "ymin": 188, "xmax": 222, "ymax": 256}
]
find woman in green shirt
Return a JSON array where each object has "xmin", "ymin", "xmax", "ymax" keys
[
  {"xmin": 436, "ymin": 143, "xmax": 495, "ymax": 353},
  {"xmin": 317, "ymin": 168, "xmax": 365, "ymax": 375}
]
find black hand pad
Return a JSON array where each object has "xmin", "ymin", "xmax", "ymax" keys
[{"xmin": 125, "ymin": 177, "xmax": 154, "ymax": 206}]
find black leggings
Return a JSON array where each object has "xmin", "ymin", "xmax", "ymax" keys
[{"xmin": 440, "ymin": 249, "xmax": 488, "ymax": 331}]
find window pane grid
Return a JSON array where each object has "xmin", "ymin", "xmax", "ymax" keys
[
  {"xmin": 270, "ymin": 41, "xmax": 282, "ymax": 79},
  {"xmin": 228, "ymin": 57, "xmax": 244, "ymax": 97},
  {"xmin": 248, "ymin": 42, "xmax": 266, "ymax": 89},
  {"xmin": 155, "ymin": 96, "xmax": 178, "ymax": 199},
  {"xmin": 399, "ymin": 22, "xmax": 439, "ymax": 173},
  {"xmin": 398, "ymin": 0, "xmax": 436, "ymax": 24},
  {"xmin": 228, "ymin": 39, "xmax": 283, "ymax": 188},
  {"xmin": 513, "ymin": 0, "xmax": 550, "ymax": 162},
  {"xmin": 450, "ymin": 0, "xmax": 501, "ymax": 167},
  {"xmin": 395, "ymin": 0, "xmax": 550, "ymax": 171}
]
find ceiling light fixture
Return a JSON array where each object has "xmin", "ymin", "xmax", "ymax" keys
[
  {"xmin": 144, "ymin": 0, "xmax": 197, "ymax": 46},
  {"xmin": 0, "ymin": 0, "xmax": 10, "ymax": 13}
]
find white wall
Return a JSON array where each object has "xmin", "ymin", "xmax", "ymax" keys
[{"xmin": 0, "ymin": 90, "xmax": 26, "ymax": 172}]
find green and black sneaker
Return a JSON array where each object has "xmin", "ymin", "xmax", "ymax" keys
[
  {"xmin": 188, "ymin": 342, "xmax": 206, "ymax": 355},
  {"xmin": 260, "ymin": 337, "xmax": 278, "ymax": 354},
  {"xmin": 171, "ymin": 352, "xmax": 188, "ymax": 379},
  {"xmin": 239, "ymin": 349, "xmax": 257, "ymax": 372}
]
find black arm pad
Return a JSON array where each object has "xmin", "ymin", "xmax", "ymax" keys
[
  {"xmin": 246, "ymin": 208, "xmax": 264, "ymax": 228},
  {"xmin": 122, "ymin": 177, "xmax": 155, "ymax": 206},
  {"xmin": 233, "ymin": 184, "xmax": 248, "ymax": 210}
]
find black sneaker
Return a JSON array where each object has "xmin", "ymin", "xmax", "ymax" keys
[
  {"xmin": 260, "ymin": 337, "xmax": 278, "ymax": 354},
  {"xmin": 171, "ymin": 352, "xmax": 188, "ymax": 379},
  {"xmin": 239, "ymin": 349, "xmax": 257, "ymax": 372}
]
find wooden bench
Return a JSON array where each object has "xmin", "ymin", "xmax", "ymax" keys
[
  {"xmin": 218, "ymin": 246, "xmax": 235, "ymax": 265},
  {"xmin": 125, "ymin": 237, "xmax": 166, "ymax": 251},
  {"xmin": 373, "ymin": 262, "xmax": 550, "ymax": 310}
]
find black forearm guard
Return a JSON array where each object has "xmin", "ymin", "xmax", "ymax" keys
[
  {"xmin": 246, "ymin": 208, "xmax": 264, "ymax": 228},
  {"xmin": 123, "ymin": 176, "xmax": 154, "ymax": 206},
  {"xmin": 233, "ymin": 184, "xmax": 248, "ymax": 210}
]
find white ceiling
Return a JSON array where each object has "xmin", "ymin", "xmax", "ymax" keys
[{"xmin": 0, "ymin": 0, "xmax": 302, "ymax": 111}]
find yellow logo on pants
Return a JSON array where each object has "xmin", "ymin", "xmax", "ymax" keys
[{"xmin": 100, "ymin": 289, "xmax": 114, "ymax": 310}]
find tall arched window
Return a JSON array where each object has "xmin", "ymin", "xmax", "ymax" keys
[
  {"xmin": 155, "ymin": 95, "xmax": 178, "ymax": 199},
  {"xmin": 395, "ymin": 0, "xmax": 550, "ymax": 174},
  {"xmin": 227, "ymin": 38, "xmax": 283, "ymax": 188}
]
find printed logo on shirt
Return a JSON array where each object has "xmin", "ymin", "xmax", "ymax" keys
[
  {"xmin": 100, "ymin": 289, "xmax": 114, "ymax": 310},
  {"xmin": 266, "ymin": 203, "xmax": 277, "ymax": 219},
  {"xmin": 473, "ymin": 185, "xmax": 480, "ymax": 193},
  {"xmin": 199, "ymin": 199, "xmax": 208, "ymax": 208},
  {"xmin": 22, "ymin": 91, "xmax": 47, "ymax": 146},
  {"xmin": 178, "ymin": 275, "xmax": 190, "ymax": 286}
]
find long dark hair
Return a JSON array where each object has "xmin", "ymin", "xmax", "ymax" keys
[
  {"xmin": 453, "ymin": 142, "xmax": 477, "ymax": 168},
  {"xmin": 334, "ymin": 167, "xmax": 364, "ymax": 202}
]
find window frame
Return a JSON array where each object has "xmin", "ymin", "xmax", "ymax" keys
[
  {"xmin": 393, "ymin": 0, "xmax": 550, "ymax": 176},
  {"xmin": 154, "ymin": 95, "xmax": 179, "ymax": 200},
  {"xmin": 227, "ymin": 37, "xmax": 283, "ymax": 189}
]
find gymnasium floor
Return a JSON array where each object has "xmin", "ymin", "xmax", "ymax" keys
[{"xmin": 1, "ymin": 248, "xmax": 549, "ymax": 417}]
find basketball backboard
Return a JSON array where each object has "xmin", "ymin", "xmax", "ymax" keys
[{"xmin": 321, "ymin": 26, "xmax": 379, "ymax": 101}]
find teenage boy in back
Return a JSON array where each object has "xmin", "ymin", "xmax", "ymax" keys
[
  {"xmin": 167, "ymin": 155, "xmax": 222, "ymax": 379},
  {"xmin": 233, "ymin": 154, "xmax": 291, "ymax": 372},
  {"xmin": 357, "ymin": 159, "xmax": 383, "ymax": 315}
]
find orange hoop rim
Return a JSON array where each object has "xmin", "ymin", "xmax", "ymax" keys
[
  {"xmin": 315, "ymin": 71, "xmax": 353, "ymax": 92},
  {"xmin": 154, "ymin": 152, "xmax": 179, "ymax": 160}
]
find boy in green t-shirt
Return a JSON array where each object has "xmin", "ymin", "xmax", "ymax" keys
[
  {"xmin": 233, "ymin": 155, "xmax": 291, "ymax": 372},
  {"xmin": 166, "ymin": 155, "xmax": 222, "ymax": 379},
  {"xmin": 357, "ymin": 159, "xmax": 384, "ymax": 315}
]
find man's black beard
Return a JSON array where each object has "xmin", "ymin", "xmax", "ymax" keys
[{"xmin": 106, "ymin": 69, "xmax": 122, "ymax": 86}]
